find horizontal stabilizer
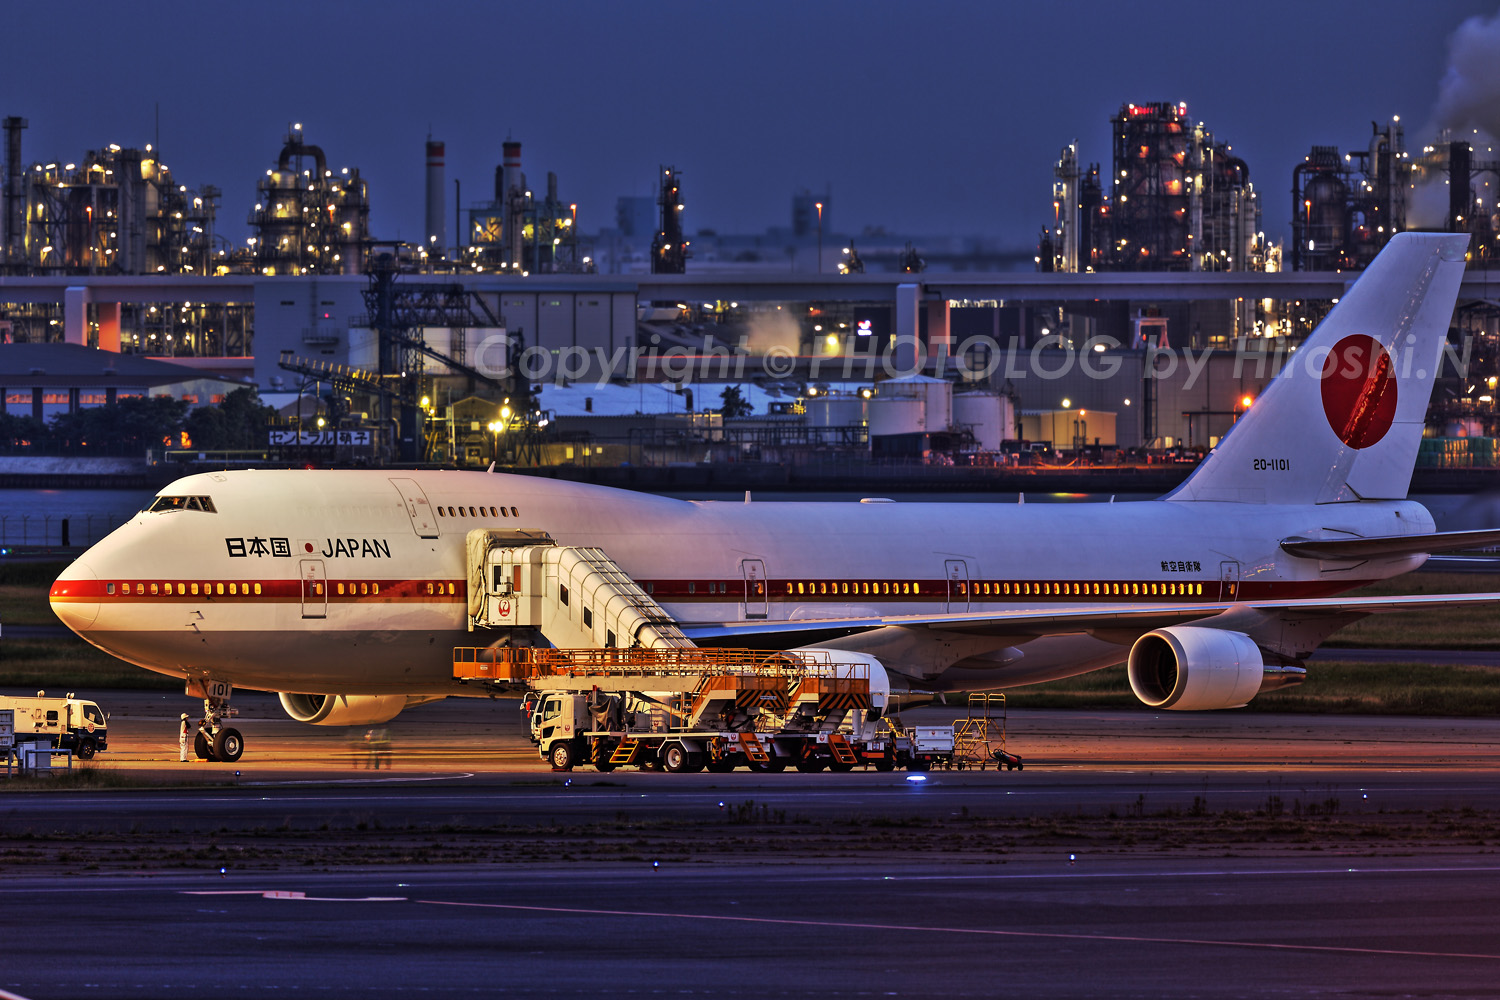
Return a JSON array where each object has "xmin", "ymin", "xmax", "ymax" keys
[{"xmin": 1279, "ymin": 528, "xmax": 1500, "ymax": 560}]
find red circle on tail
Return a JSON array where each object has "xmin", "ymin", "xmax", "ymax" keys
[{"xmin": 1320, "ymin": 334, "xmax": 1398, "ymax": 449}]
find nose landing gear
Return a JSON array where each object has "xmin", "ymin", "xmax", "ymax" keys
[{"xmin": 187, "ymin": 677, "xmax": 244, "ymax": 763}]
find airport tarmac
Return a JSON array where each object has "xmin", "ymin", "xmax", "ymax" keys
[
  {"xmin": 25, "ymin": 687, "xmax": 1500, "ymax": 779},
  {"xmin": 8, "ymin": 692, "xmax": 1500, "ymax": 998},
  {"xmin": 5, "ymin": 858, "xmax": 1500, "ymax": 998}
]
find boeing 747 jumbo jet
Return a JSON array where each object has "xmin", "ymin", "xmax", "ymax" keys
[{"xmin": 48, "ymin": 233, "xmax": 1500, "ymax": 761}]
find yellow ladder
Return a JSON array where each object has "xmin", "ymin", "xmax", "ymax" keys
[
  {"xmin": 610, "ymin": 738, "xmax": 649, "ymax": 766},
  {"xmin": 827, "ymin": 732, "xmax": 859, "ymax": 765},
  {"xmin": 739, "ymin": 732, "xmax": 770, "ymax": 764}
]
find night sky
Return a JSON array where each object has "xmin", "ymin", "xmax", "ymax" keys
[{"xmin": 10, "ymin": 0, "xmax": 1500, "ymax": 251}]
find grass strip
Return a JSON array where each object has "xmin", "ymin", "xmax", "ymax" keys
[
  {"xmin": 1002, "ymin": 660, "xmax": 1500, "ymax": 715},
  {"xmin": 1323, "ymin": 571, "xmax": 1500, "ymax": 649}
]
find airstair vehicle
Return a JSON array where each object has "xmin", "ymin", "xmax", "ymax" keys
[
  {"xmin": 953, "ymin": 694, "xmax": 1023, "ymax": 770},
  {"xmin": 455, "ymin": 529, "xmax": 1022, "ymax": 773}
]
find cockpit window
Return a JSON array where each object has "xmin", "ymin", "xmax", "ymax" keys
[{"xmin": 148, "ymin": 495, "xmax": 217, "ymax": 513}]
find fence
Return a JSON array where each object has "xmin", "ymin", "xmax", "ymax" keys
[{"xmin": 0, "ymin": 512, "xmax": 127, "ymax": 549}]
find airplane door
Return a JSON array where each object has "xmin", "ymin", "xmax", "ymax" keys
[
  {"xmin": 390, "ymin": 478, "xmax": 439, "ymax": 538},
  {"xmin": 741, "ymin": 559, "xmax": 767, "ymax": 619},
  {"xmin": 300, "ymin": 559, "xmax": 328, "ymax": 619},
  {"xmin": 945, "ymin": 559, "xmax": 970, "ymax": 612},
  {"xmin": 1219, "ymin": 561, "xmax": 1240, "ymax": 601}
]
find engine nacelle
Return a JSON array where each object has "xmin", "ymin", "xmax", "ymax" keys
[
  {"xmin": 278, "ymin": 693, "xmax": 411, "ymax": 726},
  {"xmin": 1127, "ymin": 627, "xmax": 1263, "ymax": 711}
]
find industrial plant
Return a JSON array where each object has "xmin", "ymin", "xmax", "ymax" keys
[{"xmin": 0, "ymin": 100, "xmax": 1495, "ymax": 478}]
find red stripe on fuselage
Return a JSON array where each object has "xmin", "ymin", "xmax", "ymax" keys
[{"xmin": 50, "ymin": 577, "xmax": 1373, "ymax": 606}]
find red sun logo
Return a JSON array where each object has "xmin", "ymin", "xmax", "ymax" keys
[{"xmin": 1320, "ymin": 334, "xmax": 1398, "ymax": 450}]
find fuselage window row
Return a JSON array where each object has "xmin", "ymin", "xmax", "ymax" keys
[
  {"xmin": 433, "ymin": 505, "xmax": 520, "ymax": 520},
  {"xmin": 774, "ymin": 580, "xmax": 1206, "ymax": 600},
  {"xmin": 96, "ymin": 577, "xmax": 1204, "ymax": 602}
]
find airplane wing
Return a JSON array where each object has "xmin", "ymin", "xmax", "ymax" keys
[
  {"xmin": 680, "ymin": 592, "xmax": 1500, "ymax": 642},
  {"xmin": 1279, "ymin": 528, "xmax": 1500, "ymax": 560}
]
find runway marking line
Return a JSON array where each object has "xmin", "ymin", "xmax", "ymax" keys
[
  {"xmin": 184, "ymin": 891, "xmax": 406, "ymax": 902},
  {"xmin": 240, "ymin": 772, "xmax": 476, "ymax": 786},
  {"xmin": 414, "ymin": 898, "xmax": 1500, "ymax": 961}
]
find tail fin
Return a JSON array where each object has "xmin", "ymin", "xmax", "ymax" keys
[{"xmin": 1172, "ymin": 232, "xmax": 1469, "ymax": 504}]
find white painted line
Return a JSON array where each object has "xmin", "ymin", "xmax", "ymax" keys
[
  {"xmin": 240, "ymin": 773, "xmax": 476, "ymax": 786},
  {"xmin": 183, "ymin": 890, "xmax": 406, "ymax": 902},
  {"xmin": 417, "ymin": 898, "xmax": 1500, "ymax": 961}
]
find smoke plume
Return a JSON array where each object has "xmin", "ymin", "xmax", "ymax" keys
[
  {"xmin": 743, "ymin": 310, "xmax": 802, "ymax": 355},
  {"xmin": 1433, "ymin": 10, "xmax": 1500, "ymax": 139}
]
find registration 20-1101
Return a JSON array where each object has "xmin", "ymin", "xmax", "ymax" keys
[{"xmin": 1252, "ymin": 458, "xmax": 1289, "ymax": 471}]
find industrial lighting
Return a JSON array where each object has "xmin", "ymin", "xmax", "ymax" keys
[
  {"xmin": 1241, "ymin": 395, "xmax": 1254, "ymax": 408},
  {"xmin": 1061, "ymin": 398, "xmax": 1071, "ymax": 409}
]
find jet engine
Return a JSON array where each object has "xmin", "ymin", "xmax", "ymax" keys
[
  {"xmin": 1126, "ymin": 626, "xmax": 1263, "ymax": 711},
  {"xmin": 278, "ymin": 693, "xmax": 413, "ymax": 726}
]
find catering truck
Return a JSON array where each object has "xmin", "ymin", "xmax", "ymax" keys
[{"xmin": 0, "ymin": 692, "xmax": 108, "ymax": 758}]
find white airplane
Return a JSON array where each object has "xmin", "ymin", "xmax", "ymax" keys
[{"xmin": 49, "ymin": 232, "xmax": 1500, "ymax": 761}]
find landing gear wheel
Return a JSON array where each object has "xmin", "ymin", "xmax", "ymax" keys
[
  {"xmin": 76, "ymin": 738, "xmax": 96, "ymax": 760},
  {"xmin": 195, "ymin": 730, "xmax": 216, "ymax": 761},
  {"xmin": 660, "ymin": 743, "xmax": 691, "ymax": 773},
  {"xmin": 213, "ymin": 728, "xmax": 244, "ymax": 763},
  {"xmin": 549, "ymin": 741, "xmax": 575, "ymax": 771}
]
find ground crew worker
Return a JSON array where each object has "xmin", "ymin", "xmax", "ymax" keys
[{"xmin": 179, "ymin": 713, "xmax": 191, "ymax": 762}]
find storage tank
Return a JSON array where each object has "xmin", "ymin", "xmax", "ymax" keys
[
  {"xmin": 952, "ymin": 391, "xmax": 1014, "ymax": 451},
  {"xmin": 880, "ymin": 375, "xmax": 951, "ymax": 431},
  {"xmin": 804, "ymin": 394, "xmax": 867, "ymax": 428},
  {"xmin": 868, "ymin": 396, "xmax": 925, "ymax": 436}
]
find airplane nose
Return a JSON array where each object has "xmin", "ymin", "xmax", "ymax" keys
[{"xmin": 50, "ymin": 562, "xmax": 100, "ymax": 632}]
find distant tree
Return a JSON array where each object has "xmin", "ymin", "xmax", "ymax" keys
[
  {"xmin": 719, "ymin": 385, "xmax": 754, "ymax": 419},
  {"xmin": 48, "ymin": 395, "xmax": 188, "ymax": 454},
  {"xmin": 0, "ymin": 411, "xmax": 47, "ymax": 453},
  {"xmin": 185, "ymin": 387, "xmax": 275, "ymax": 450}
]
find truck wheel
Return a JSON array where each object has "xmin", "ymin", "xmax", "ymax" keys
[
  {"xmin": 195, "ymin": 730, "xmax": 217, "ymax": 761},
  {"xmin": 750, "ymin": 757, "xmax": 787, "ymax": 773},
  {"xmin": 549, "ymin": 741, "xmax": 575, "ymax": 771},
  {"xmin": 76, "ymin": 738, "xmax": 97, "ymax": 760},
  {"xmin": 874, "ymin": 754, "xmax": 896, "ymax": 772},
  {"xmin": 683, "ymin": 752, "xmax": 707, "ymax": 774},
  {"xmin": 907, "ymin": 758, "xmax": 930, "ymax": 772},
  {"xmin": 213, "ymin": 728, "xmax": 244, "ymax": 763},
  {"xmin": 794, "ymin": 758, "xmax": 826, "ymax": 773},
  {"xmin": 828, "ymin": 760, "xmax": 855, "ymax": 773},
  {"xmin": 706, "ymin": 758, "xmax": 736, "ymax": 773},
  {"xmin": 660, "ymin": 742, "xmax": 691, "ymax": 773}
]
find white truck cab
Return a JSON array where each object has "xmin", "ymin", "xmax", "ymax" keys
[{"xmin": 0, "ymin": 691, "xmax": 108, "ymax": 758}]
